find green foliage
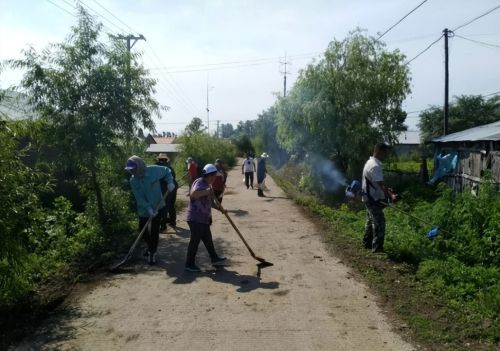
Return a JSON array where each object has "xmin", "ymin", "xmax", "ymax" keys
[
  {"xmin": 175, "ymin": 132, "xmax": 236, "ymax": 176},
  {"xmin": 232, "ymin": 134, "xmax": 254, "ymax": 157},
  {"xmin": 184, "ymin": 117, "xmax": 206, "ymax": 135},
  {"xmin": 419, "ymin": 95, "xmax": 500, "ymax": 142},
  {"xmin": 275, "ymin": 164, "xmax": 500, "ymax": 346},
  {"xmin": 275, "ymin": 28, "xmax": 411, "ymax": 176},
  {"xmin": 0, "ymin": 121, "xmax": 46, "ymax": 305},
  {"xmin": 10, "ymin": 5, "xmax": 162, "ymax": 227}
]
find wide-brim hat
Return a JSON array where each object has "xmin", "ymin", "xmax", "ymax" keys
[
  {"xmin": 157, "ymin": 153, "xmax": 169, "ymax": 160},
  {"xmin": 261, "ymin": 152, "xmax": 269, "ymax": 158}
]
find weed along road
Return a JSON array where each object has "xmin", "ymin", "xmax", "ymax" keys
[{"xmin": 14, "ymin": 165, "xmax": 415, "ymax": 351}]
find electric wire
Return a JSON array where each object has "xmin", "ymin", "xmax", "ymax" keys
[
  {"xmin": 405, "ymin": 34, "xmax": 443, "ymax": 65},
  {"xmin": 452, "ymin": 5, "xmax": 500, "ymax": 32},
  {"xmin": 376, "ymin": 0, "xmax": 429, "ymax": 41},
  {"xmin": 454, "ymin": 34, "xmax": 500, "ymax": 49}
]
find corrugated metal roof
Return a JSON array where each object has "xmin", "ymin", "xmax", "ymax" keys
[
  {"xmin": 146, "ymin": 143, "xmax": 180, "ymax": 153},
  {"xmin": 432, "ymin": 120, "xmax": 500, "ymax": 143}
]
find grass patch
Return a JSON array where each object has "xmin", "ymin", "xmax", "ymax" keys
[{"xmin": 271, "ymin": 169, "xmax": 499, "ymax": 351}]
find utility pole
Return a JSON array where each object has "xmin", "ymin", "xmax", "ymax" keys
[
  {"xmin": 443, "ymin": 28, "xmax": 451, "ymax": 135},
  {"xmin": 216, "ymin": 120, "xmax": 220, "ymax": 138},
  {"xmin": 206, "ymin": 75, "xmax": 216, "ymax": 135},
  {"xmin": 115, "ymin": 34, "xmax": 146, "ymax": 120},
  {"xmin": 280, "ymin": 51, "xmax": 291, "ymax": 97}
]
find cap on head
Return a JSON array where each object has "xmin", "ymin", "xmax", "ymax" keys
[
  {"xmin": 261, "ymin": 152, "xmax": 269, "ymax": 158},
  {"xmin": 202, "ymin": 163, "xmax": 218, "ymax": 176},
  {"xmin": 124, "ymin": 159, "xmax": 137, "ymax": 171},
  {"xmin": 215, "ymin": 159, "xmax": 224, "ymax": 164},
  {"xmin": 374, "ymin": 142, "xmax": 391, "ymax": 154},
  {"xmin": 157, "ymin": 153, "xmax": 169, "ymax": 160}
]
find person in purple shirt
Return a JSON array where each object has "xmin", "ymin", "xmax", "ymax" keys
[{"xmin": 185, "ymin": 164, "xmax": 227, "ymax": 272}]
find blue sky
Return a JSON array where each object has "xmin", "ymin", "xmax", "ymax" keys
[{"xmin": 1, "ymin": 0, "xmax": 499, "ymax": 134}]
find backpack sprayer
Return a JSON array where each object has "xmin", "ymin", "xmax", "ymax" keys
[{"xmin": 345, "ymin": 179, "xmax": 445, "ymax": 239}]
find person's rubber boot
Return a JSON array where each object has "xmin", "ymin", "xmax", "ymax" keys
[{"xmin": 257, "ymin": 188, "xmax": 265, "ymax": 197}]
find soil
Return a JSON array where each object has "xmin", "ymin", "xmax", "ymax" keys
[{"xmin": 12, "ymin": 164, "xmax": 417, "ymax": 351}]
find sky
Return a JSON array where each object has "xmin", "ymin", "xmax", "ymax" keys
[{"xmin": 1, "ymin": 0, "xmax": 499, "ymax": 135}]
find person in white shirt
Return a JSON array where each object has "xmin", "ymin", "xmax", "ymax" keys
[
  {"xmin": 362, "ymin": 142, "xmax": 392, "ymax": 253},
  {"xmin": 241, "ymin": 154, "xmax": 256, "ymax": 189}
]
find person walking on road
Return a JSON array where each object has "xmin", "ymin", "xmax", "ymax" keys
[
  {"xmin": 213, "ymin": 159, "xmax": 227, "ymax": 204},
  {"xmin": 257, "ymin": 152, "xmax": 269, "ymax": 197},
  {"xmin": 125, "ymin": 155, "xmax": 175, "ymax": 264},
  {"xmin": 186, "ymin": 157, "xmax": 198, "ymax": 195},
  {"xmin": 156, "ymin": 153, "xmax": 178, "ymax": 230},
  {"xmin": 361, "ymin": 143, "xmax": 393, "ymax": 253},
  {"xmin": 185, "ymin": 164, "xmax": 228, "ymax": 272},
  {"xmin": 241, "ymin": 154, "xmax": 256, "ymax": 189}
]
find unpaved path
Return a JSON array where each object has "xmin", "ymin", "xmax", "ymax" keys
[{"xmin": 14, "ymin": 163, "xmax": 416, "ymax": 351}]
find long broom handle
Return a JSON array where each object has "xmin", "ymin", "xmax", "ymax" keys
[{"xmin": 211, "ymin": 193, "xmax": 257, "ymax": 258}]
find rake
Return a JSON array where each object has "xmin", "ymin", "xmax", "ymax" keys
[{"xmin": 213, "ymin": 194, "xmax": 273, "ymax": 267}]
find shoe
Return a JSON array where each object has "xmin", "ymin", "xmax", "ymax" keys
[
  {"xmin": 212, "ymin": 256, "xmax": 227, "ymax": 266},
  {"xmin": 169, "ymin": 221, "xmax": 177, "ymax": 228},
  {"xmin": 185, "ymin": 264, "xmax": 201, "ymax": 272},
  {"xmin": 372, "ymin": 247, "xmax": 384, "ymax": 254},
  {"xmin": 148, "ymin": 252, "xmax": 157, "ymax": 265}
]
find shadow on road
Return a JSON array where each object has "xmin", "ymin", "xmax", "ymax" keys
[{"xmin": 114, "ymin": 224, "xmax": 279, "ymax": 293}]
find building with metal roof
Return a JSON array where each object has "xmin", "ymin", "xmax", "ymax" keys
[{"xmin": 429, "ymin": 120, "xmax": 500, "ymax": 192}]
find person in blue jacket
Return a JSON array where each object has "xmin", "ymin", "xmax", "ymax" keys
[{"xmin": 125, "ymin": 155, "xmax": 175, "ymax": 265}]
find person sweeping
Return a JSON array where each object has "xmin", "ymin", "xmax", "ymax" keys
[
  {"xmin": 257, "ymin": 152, "xmax": 269, "ymax": 197},
  {"xmin": 125, "ymin": 155, "xmax": 175, "ymax": 265},
  {"xmin": 185, "ymin": 164, "xmax": 228, "ymax": 272}
]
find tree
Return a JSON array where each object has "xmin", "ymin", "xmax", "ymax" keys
[
  {"xmin": 11, "ymin": 7, "xmax": 162, "ymax": 228},
  {"xmin": 184, "ymin": 117, "xmax": 205, "ymax": 135},
  {"xmin": 275, "ymin": 29, "xmax": 410, "ymax": 176},
  {"xmin": 220, "ymin": 123, "xmax": 234, "ymax": 138},
  {"xmin": 254, "ymin": 105, "xmax": 288, "ymax": 167},
  {"xmin": 419, "ymin": 95, "xmax": 500, "ymax": 142}
]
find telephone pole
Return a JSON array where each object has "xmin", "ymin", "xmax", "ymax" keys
[
  {"xmin": 216, "ymin": 120, "xmax": 220, "ymax": 138},
  {"xmin": 115, "ymin": 34, "xmax": 146, "ymax": 119},
  {"xmin": 443, "ymin": 28, "xmax": 451, "ymax": 135},
  {"xmin": 280, "ymin": 51, "xmax": 291, "ymax": 97}
]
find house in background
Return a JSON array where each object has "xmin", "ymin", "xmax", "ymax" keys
[
  {"xmin": 145, "ymin": 133, "xmax": 180, "ymax": 161},
  {"xmin": 430, "ymin": 120, "xmax": 500, "ymax": 192},
  {"xmin": 394, "ymin": 130, "xmax": 421, "ymax": 157}
]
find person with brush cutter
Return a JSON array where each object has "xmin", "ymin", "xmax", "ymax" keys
[
  {"xmin": 185, "ymin": 163, "xmax": 228, "ymax": 272},
  {"xmin": 125, "ymin": 155, "xmax": 175, "ymax": 265},
  {"xmin": 361, "ymin": 142, "xmax": 397, "ymax": 253}
]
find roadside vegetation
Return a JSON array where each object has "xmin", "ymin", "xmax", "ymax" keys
[
  {"xmin": 0, "ymin": 8, "xmax": 235, "ymax": 349},
  {"xmin": 273, "ymin": 164, "xmax": 499, "ymax": 350}
]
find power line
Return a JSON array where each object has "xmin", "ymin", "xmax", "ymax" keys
[
  {"xmin": 454, "ymin": 34, "xmax": 500, "ymax": 49},
  {"xmin": 453, "ymin": 5, "xmax": 500, "ymax": 32},
  {"xmin": 376, "ymin": 0, "xmax": 429, "ymax": 41},
  {"xmin": 405, "ymin": 34, "xmax": 443, "ymax": 65},
  {"xmin": 90, "ymin": 0, "xmax": 140, "ymax": 35},
  {"xmin": 45, "ymin": 0, "xmax": 76, "ymax": 17}
]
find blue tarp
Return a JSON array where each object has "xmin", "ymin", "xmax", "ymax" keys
[{"xmin": 428, "ymin": 151, "xmax": 458, "ymax": 185}]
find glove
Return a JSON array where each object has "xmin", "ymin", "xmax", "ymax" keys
[
  {"xmin": 167, "ymin": 182, "xmax": 175, "ymax": 193},
  {"xmin": 147, "ymin": 207, "xmax": 157, "ymax": 217}
]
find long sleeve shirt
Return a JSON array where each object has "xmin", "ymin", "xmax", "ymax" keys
[{"xmin": 130, "ymin": 165, "xmax": 173, "ymax": 217}]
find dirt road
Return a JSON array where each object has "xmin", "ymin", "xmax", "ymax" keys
[{"xmin": 14, "ymin": 164, "xmax": 416, "ymax": 351}]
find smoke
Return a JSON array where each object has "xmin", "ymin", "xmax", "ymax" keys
[{"xmin": 308, "ymin": 153, "xmax": 347, "ymax": 192}]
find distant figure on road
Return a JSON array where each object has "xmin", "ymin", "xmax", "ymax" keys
[
  {"xmin": 186, "ymin": 157, "xmax": 198, "ymax": 195},
  {"xmin": 241, "ymin": 154, "xmax": 256, "ymax": 189},
  {"xmin": 213, "ymin": 159, "xmax": 227, "ymax": 204},
  {"xmin": 156, "ymin": 153, "xmax": 178, "ymax": 230},
  {"xmin": 257, "ymin": 153, "xmax": 269, "ymax": 197}
]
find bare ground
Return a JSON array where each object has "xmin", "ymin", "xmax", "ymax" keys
[{"xmin": 13, "ymin": 165, "xmax": 417, "ymax": 351}]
